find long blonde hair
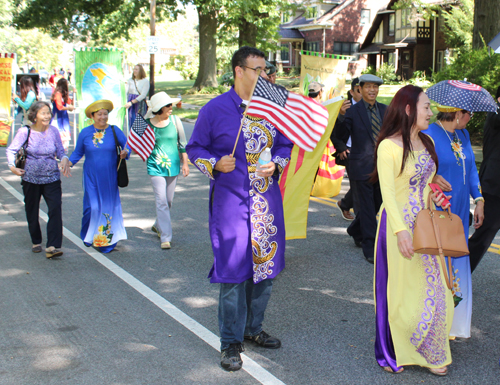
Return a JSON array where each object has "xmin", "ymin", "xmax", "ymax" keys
[{"xmin": 133, "ymin": 64, "xmax": 147, "ymax": 80}]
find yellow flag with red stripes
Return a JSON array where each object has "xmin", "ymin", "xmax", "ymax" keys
[{"xmin": 279, "ymin": 97, "xmax": 344, "ymax": 239}]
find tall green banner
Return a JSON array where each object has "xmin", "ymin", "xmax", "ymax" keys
[{"xmin": 74, "ymin": 48, "xmax": 126, "ymax": 131}]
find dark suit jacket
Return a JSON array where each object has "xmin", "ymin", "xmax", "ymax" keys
[
  {"xmin": 336, "ymin": 100, "xmax": 387, "ymax": 180},
  {"xmin": 479, "ymin": 104, "xmax": 500, "ymax": 197}
]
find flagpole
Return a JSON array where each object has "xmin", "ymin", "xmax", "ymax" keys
[{"xmin": 231, "ymin": 72, "xmax": 261, "ymax": 157}]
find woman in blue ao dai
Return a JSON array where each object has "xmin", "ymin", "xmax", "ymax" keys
[
  {"xmin": 425, "ymin": 106, "xmax": 484, "ymax": 339},
  {"xmin": 63, "ymin": 100, "xmax": 130, "ymax": 253}
]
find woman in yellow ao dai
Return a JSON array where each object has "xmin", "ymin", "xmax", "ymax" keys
[{"xmin": 373, "ymin": 85, "xmax": 453, "ymax": 376}]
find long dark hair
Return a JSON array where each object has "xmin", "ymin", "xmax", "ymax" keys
[
  {"xmin": 19, "ymin": 76, "xmax": 36, "ymax": 101},
  {"xmin": 371, "ymin": 85, "xmax": 438, "ymax": 182},
  {"xmin": 52, "ymin": 78, "xmax": 69, "ymax": 103}
]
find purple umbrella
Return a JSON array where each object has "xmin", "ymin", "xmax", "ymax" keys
[{"xmin": 426, "ymin": 80, "xmax": 497, "ymax": 113}]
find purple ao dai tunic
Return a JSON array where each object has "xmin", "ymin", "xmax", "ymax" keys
[{"xmin": 186, "ymin": 88, "xmax": 293, "ymax": 284}]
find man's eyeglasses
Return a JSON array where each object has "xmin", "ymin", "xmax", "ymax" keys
[{"xmin": 242, "ymin": 66, "xmax": 271, "ymax": 75}]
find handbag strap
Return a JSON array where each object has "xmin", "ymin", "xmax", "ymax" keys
[
  {"xmin": 110, "ymin": 125, "xmax": 121, "ymax": 156},
  {"xmin": 21, "ymin": 126, "xmax": 31, "ymax": 152},
  {"xmin": 427, "ymin": 193, "xmax": 454, "ymax": 290}
]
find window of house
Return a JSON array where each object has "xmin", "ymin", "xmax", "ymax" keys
[
  {"xmin": 360, "ymin": 9, "xmax": 370, "ymax": 25},
  {"xmin": 281, "ymin": 11, "xmax": 293, "ymax": 23},
  {"xmin": 401, "ymin": 8, "xmax": 411, "ymax": 28},
  {"xmin": 305, "ymin": 42, "xmax": 320, "ymax": 52},
  {"xmin": 334, "ymin": 42, "xmax": 359, "ymax": 56},
  {"xmin": 388, "ymin": 13, "xmax": 395, "ymax": 36},
  {"xmin": 388, "ymin": 52, "xmax": 396, "ymax": 66},
  {"xmin": 306, "ymin": 7, "xmax": 317, "ymax": 19},
  {"xmin": 437, "ymin": 15, "xmax": 445, "ymax": 31},
  {"xmin": 281, "ymin": 43, "xmax": 290, "ymax": 62},
  {"xmin": 436, "ymin": 50, "xmax": 444, "ymax": 72}
]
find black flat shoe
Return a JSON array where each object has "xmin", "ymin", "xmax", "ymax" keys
[
  {"xmin": 244, "ymin": 330, "xmax": 281, "ymax": 349},
  {"xmin": 221, "ymin": 343, "xmax": 244, "ymax": 371}
]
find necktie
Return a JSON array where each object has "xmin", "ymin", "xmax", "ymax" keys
[{"xmin": 369, "ymin": 104, "xmax": 381, "ymax": 140}]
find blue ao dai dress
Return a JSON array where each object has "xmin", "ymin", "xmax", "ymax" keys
[
  {"xmin": 69, "ymin": 125, "xmax": 130, "ymax": 253},
  {"xmin": 426, "ymin": 122, "xmax": 482, "ymax": 338}
]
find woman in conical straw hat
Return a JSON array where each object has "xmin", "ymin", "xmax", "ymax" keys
[
  {"xmin": 61, "ymin": 99, "xmax": 130, "ymax": 253},
  {"xmin": 424, "ymin": 103, "xmax": 483, "ymax": 340}
]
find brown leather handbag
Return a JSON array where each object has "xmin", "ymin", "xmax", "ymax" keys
[{"xmin": 413, "ymin": 193, "xmax": 469, "ymax": 290}]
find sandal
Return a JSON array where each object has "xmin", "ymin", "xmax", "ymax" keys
[
  {"xmin": 32, "ymin": 244, "xmax": 42, "ymax": 253},
  {"xmin": 429, "ymin": 367, "xmax": 448, "ymax": 376},
  {"xmin": 383, "ymin": 366, "xmax": 404, "ymax": 374},
  {"xmin": 45, "ymin": 246, "xmax": 63, "ymax": 259}
]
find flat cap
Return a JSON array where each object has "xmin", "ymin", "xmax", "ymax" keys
[
  {"xmin": 359, "ymin": 74, "xmax": 383, "ymax": 85},
  {"xmin": 308, "ymin": 81, "xmax": 325, "ymax": 93},
  {"xmin": 265, "ymin": 60, "xmax": 276, "ymax": 75}
]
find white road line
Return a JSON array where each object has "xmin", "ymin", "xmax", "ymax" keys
[{"xmin": 0, "ymin": 176, "xmax": 286, "ymax": 385}]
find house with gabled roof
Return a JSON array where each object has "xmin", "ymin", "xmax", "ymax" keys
[
  {"xmin": 273, "ymin": 0, "xmax": 390, "ymax": 76},
  {"xmin": 359, "ymin": 0, "xmax": 450, "ymax": 79}
]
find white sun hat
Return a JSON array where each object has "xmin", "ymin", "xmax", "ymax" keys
[{"xmin": 144, "ymin": 92, "xmax": 180, "ymax": 119}]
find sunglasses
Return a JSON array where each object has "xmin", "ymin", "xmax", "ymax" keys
[
  {"xmin": 165, "ymin": 103, "xmax": 172, "ymax": 108},
  {"xmin": 462, "ymin": 110, "xmax": 473, "ymax": 117}
]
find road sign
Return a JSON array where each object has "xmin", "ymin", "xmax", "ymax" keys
[{"xmin": 146, "ymin": 36, "xmax": 160, "ymax": 54}]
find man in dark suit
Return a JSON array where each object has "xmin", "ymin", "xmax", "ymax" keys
[
  {"xmin": 468, "ymin": 86, "xmax": 500, "ymax": 272},
  {"xmin": 332, "ymin": 77, "xmax": 362, "ymax": 221},
  {"xmin": 336, "ymin": 74, "xmax": 387, "ymax": 263}
]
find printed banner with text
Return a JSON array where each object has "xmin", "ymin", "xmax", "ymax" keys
[
  {"xmin": 74, "ymin": 48, "xmax": 126, "ymax": 131},
  {"xmin": 299, "ymin": 52, "xmax": 350, "ymax": 99},
  {"xmin": 0, "ymin": 53, "xmax": 14, "ymax": 146}
]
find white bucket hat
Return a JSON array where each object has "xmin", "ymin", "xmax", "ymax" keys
[{"xmin": 144, "ymin": 92, "xmax": 180, "ymax": 119}]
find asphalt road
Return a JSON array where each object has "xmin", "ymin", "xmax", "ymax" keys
[{"xmin": 1, "ymin": 117, "xmax": 500, "ymax": 384}]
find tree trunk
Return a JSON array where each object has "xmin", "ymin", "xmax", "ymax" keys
[
  {"xmin": 238, "ymin": 17, "xmax": 258, "ymax": 47},
  {"xmin": 193, "ymin": 7, "xmax": 218, "ymax": 90},
  {"xmin": 473, "ymin": 0, "xmax": 500, "ymax": 49}
]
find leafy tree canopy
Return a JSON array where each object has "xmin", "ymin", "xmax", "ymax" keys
[{"xmin": 13, "ymin": 0, "xmax": 181, "ymax": 43}]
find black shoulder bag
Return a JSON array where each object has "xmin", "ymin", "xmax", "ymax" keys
[
  {"xmin": 15, "ymin": 126, "xmax": 31, "ymax": 169},
  {"xmin": 110, "ymin": 125, "xmax": 129, "ymax": 188}
]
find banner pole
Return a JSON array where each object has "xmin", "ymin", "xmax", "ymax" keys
[
  {"xmin": 73, "ymin": 50, "xmax": 77, "ymax": 148},
  {"xmin": 231, "ymin": 72, "xmax": 261, "ymax": 157}
]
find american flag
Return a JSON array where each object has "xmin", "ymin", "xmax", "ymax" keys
[
  {"xmin": 246, "ymin": 76, "xmax": 329, "ymax": 152},
  {"xmin": 127, "ymin": 114, "xmax": 155, "ymax": 161}
]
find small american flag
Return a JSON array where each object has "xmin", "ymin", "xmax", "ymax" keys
[
  {"xmin": 246, "ymin": 76, "xmax": 329, "ymax": 152},
  {"xmin": 127, "ymin": 114, "xmax": 155, "ymax": 161}
]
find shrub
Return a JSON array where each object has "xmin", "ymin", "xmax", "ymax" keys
[
  {"xmin": 362, "ymin": 65, "xmax": 376, "ymax": 75},
  {"xmin": 220, "ymin": 72, "xmax": 234, "ymax": 86},
  {"xmin": 408, "ymin": 70, "xmax": 432, "ymax": 87},
  {"xmin": 196, "ymin": 85, "xmax": 230, "ymax": 95},
  {"xmin": 432, "ymin": 47, "xmax": 500, "ymax": 141},
  {"xmin": 376, "ymin": 63, "xmax": 397, "ymax": 83}
]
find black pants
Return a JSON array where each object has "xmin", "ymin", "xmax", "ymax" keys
[
  {"xmin": 338, "ymin": 157, "xmax": 355, "ymax": 212},
  {"xmin": 22, "ymin": 180, "xmax": 63, "ymax": 248},
  {"xmin": 469, "ymin": 193, "xmax": 500, "ymax": 273},
  {"xmin": 347, "ymin": 179, "xmax": 382, "ymax": 260}
]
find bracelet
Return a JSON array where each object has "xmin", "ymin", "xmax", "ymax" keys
[{"xmin": 474, "ymin": 197, "xmax": 484, "ymax": 203}]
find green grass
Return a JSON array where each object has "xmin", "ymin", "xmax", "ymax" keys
[
  {"xmin": 159, "ymin": 80, "xmax": 413, "ymax": 122},
  {"xmin": 156, "ymin": 79, "xmax": 219, "ymax": 108}
]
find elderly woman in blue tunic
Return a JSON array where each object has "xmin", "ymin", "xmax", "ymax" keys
[
  {"xmin": 426, "ymin": 105, "xmax": 484, "ymax": 339},
  {"xmin": 62, "ymin": 100, "xmax": 130, "ymax": 253}
]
